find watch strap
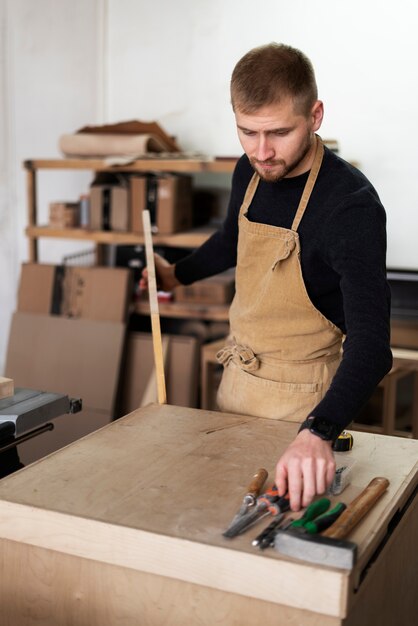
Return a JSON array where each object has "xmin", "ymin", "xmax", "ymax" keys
[{"xmin": 299, "ymin": 416, "xmax": 342, "ymax": 443}]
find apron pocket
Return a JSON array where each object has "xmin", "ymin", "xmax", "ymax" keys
[{"xmin": 217, "ymin": 361, "xmax": 323, "ymax": 423}]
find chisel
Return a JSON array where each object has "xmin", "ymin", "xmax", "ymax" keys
[{"xmin": 223, "ymin": 468, "xmax": 268, "ymax": 535}]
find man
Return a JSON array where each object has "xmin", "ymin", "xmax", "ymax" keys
[{"xmin": 141, "ymin": 43, "xmax": 392, "ymax": 511}]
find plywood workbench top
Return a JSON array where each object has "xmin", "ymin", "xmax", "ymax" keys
[{"xmin": 0, "ymin": 404, "xmax": 417, "ymax": 624}]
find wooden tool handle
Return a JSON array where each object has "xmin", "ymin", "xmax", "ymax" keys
[
  {"xmin": 247, "ymin": 468, "xmax": 268, "ymax": 498},
  {"xmin": 322, "ymin": 476, "xmax": 389, "ymax": 539}
]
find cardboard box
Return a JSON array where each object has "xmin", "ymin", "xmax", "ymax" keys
[
  {"xmin": 131, "ymin": 173, "xmax": 193, "ymax": 235},
  {"xmin": 5, "ymin": 312, "xmax": 126, "ymax": 464},
  {"xmin": 391, "ymin": 319, "xmax": 418, "ymax": 349},
  {"xmin": 0, "ymin": 376, "xmax": 14, "ymax": 399},
  {"xmin": 120, "ymin": 332, "xmax": 200, "ymax": 414},
  {"xmin": 6, "ymin": 312, "xmax": 126, "ymax": 413},
  {"xmin": 90, "ymin": 181, "xmax": 130, "ymax": 232},
  {"xmin": 49, "ymin": 202, "xmax": 80, "ymax": 228},
  {"xmin": 17, "ymin": 263, "xmax": 132, "ymax": 323},
  {"xmin": 17, "ymin": 263, "xmax": 56, "ymax": 314},
  {"xmin": 174, "ymin": 269, "xmax": 235, "ymax": 305}
]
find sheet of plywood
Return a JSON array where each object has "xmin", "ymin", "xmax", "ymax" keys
[
  {"xmin": 0, "ymin": 537, "xmax": 341, "ymax": 626},
  {"xmin": 120, "ymin": 332, "xmax": 199, "ymax": 412},
  {"xmin": 4, "ymin": 312, "xmax": 125, "ymax": 462},
  {"xmin": 5, "ymin": 312, "xmax": 125, "ymax": 412},
  {"xmin": 0, "ymin": 404, "xmax": 416, "ymax": 620}
]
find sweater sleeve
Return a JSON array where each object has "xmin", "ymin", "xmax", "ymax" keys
[{"xmin": 310, "ymin": 187, "xmax": 393, "ymax": 428}]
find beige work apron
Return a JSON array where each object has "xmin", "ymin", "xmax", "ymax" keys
[{"xmin": 216, "ymin": 136, "xmax": 343, "ymax": 422}]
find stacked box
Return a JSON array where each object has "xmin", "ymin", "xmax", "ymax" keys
[
  {"xmin": 130, "ymin": 173, "xmax": 193, "ymax": 235},
  {"xmin": 49, "ymin": 202, "xmax": 80, "ymax": 228},
  {"xmin": 17, "ymin": 263, "xmax": 132, "ymax": 322},
  {"xmin": 89, "ymin": 172, "xmax": 130, "ymax": 232},
  {"xmin": 174, "ymin": 269, "xmax": 235, "ymax": 305}
]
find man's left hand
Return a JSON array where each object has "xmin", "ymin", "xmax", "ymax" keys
[{"xmin": 275, "ymin": 430, "xmax": 336, "ymax": 511}]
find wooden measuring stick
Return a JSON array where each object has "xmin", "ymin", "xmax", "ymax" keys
[{"xmin": 142, "ymin": 210, "xmax": 167, "ymax": 404}]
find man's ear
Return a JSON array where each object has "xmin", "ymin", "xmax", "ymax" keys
[{"xmin": 311, "ymin": 100, "xmax": 324, "ymax": 131}]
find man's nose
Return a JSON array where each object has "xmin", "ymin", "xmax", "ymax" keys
[{"xmin": 255, "ymin": 136, "xmax": 275, "ymax": 161}]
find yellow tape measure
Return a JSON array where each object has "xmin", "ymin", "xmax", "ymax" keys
[{"xmin": 332, "ymin": 431, "xmax": 354, "ymax": 452}]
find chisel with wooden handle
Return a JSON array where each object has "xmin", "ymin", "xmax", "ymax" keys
[
  {"xmin": 274, "ymin": 476, "xmax": 390, "ymax": 569},
  {"xmin": 223, "ymin": 468, "xmax": 268, "ymax": 536}
]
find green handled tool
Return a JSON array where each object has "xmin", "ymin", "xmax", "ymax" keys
[
  {"xmin": 304, "ymin": 502, "xmax": 347, "ymax": 534},
  {"xmin": 252, "ymin": 499, "xmax": 346, "ymax": 551},
  {"xmin": 288, "ymin": 498, "xmax": 347, "ymax": 535},
  {"xmin": 289, "ymin": 498, "xmax": 331, "ymax": 529}
]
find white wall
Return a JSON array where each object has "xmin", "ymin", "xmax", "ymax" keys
[
  {"xmin": 0, "ymin": 0, "xmax": 104, "ymax": 373},
  {"xmin": 107, "ymin": 0, "xmax": 418, "ymax": 270},
  {"xmin": 1, "ymin": 0, "xmax": 418, "ymax": 372}
]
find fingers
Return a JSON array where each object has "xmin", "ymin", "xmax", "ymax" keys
[
  {"xmin": 325, "ymin": 456, "xmax": 337, "ymax": 488},
  {"xmin": 284, "ymin": 458, "xmax": 316, "ymax": 511},
  {"xmin": 139, "ymin": 268, "xmax": 149, "ymax": 291},
  {"xmin": 300, "ymin": 458, "xmax": 316, "ymax": 509},
  {"xmin": 275, "ymin": 463, "xmax": 288, "ymax": 497},
  {"xmin": 275, "ymin": 433, "xmax": 336, "ymax": 511},
  {"xmin": 285, "ymin": 461, "xmax": 322, "ymax": 511}
]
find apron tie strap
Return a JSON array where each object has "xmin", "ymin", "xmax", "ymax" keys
[
  {"xmin": 271, "ymin": 238, "xmax": 297, "ymax": 271},
  {"xmin": 216, "ymin": 342, "xmax": 260, "ymax": 372}
]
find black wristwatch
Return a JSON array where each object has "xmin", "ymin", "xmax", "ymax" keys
[{"xmin": 298, "ymin": 416, "xmax": 342, "ymax": 443}]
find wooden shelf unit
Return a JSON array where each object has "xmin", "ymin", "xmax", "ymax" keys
[
  {"xmin": 24, "ymin": 158, "xmax": 238, "ymax": 174},
  {"xmin": 134, "ymin": 299, "xmax": 229, "ymax": 322},
  {"xmin": 24, "ymin": 156, "xmax": 237, "ymax": 262},
  {"xmin": 25, "ymin": 224, "xmax": 216, "ymax": 249},
  {"xmin": 24, "ymin": 156, "xmax": 236, "ymax": 323}
]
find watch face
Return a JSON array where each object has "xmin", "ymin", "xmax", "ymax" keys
[{"xmin": 310, "ymin": 417, "xmax": 337, "ymax": 440}]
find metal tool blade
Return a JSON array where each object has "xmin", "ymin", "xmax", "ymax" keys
[
  {"xmin": 223, "ymin": 504, "xmax": 268, "ymax": 538},
  {"xmin": 222, "ymin": 468, "xmax": 268, "ymax": 536},
  {"xmin": 274, "ymin": 529, "xmax": 357, "ymax": 569}
]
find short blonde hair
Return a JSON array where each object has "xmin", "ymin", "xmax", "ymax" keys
[{"xmin": 231, "ymin": 43, "xmax": 318, "ymax": 116}]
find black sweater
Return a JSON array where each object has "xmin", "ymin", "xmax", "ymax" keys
[{"xmin": 175, "ymin": 147, "xmax": 393, "ymax": 428}]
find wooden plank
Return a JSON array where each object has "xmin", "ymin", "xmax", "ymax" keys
[
  {"xmin": 344, "ymin": 492, "xmax": 418, "ymax": 626},
  {"xmin": 391, "ymin": 347, "xmax": 418, "ymax": 361},
  {"xmin": 391, "ymin": 319, "xmax": 418, "ymax": 349},
  {"xmin": 0, "ymin": 500, "xmax": 347, "ymax": 618},
  {"xmin": 25, "ymin": 225, "xmax": 215, "ymax": 249},
  {"xmin": 23, "ymin": 158, "xmax": 237, "ymax": 173},
  {"xmin": 142, "ymin": 210, "xmax": 167, "ymax": 404},
  {"xmin": 135, "ymin": 299, "xmax": 229, "ymax": 321},
  {"xmin": 0, "ymin": 405, "xmax": 416, "ymax": 618},
  {"xmin": 0, "ymin": 377, "xmax": 14, "ymax": 399},
  {"xmin": 25, "ymin": 166, "xmax": 38, "ymax": 262},
  {"xmin": 0, "ymin": 538, "xmax": 340, "ymax": 626}
]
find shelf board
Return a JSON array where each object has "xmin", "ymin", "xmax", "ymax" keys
[
  {"xmin": 24, "ymin": 157, "xmax": 238, "ymax": 174},
  {"xmin": 135, "ymin": 299, "xmax": 230, "ymax": 322},
  {"xmin": 26, "ymin": 225, "xmax": 216, "ymax": 248}
]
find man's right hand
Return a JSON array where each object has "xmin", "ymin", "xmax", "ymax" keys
[{"xmin": 139, "ymin": 253, "xmax": 180, "ymax": 292}]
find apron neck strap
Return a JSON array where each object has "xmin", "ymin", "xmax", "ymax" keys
[
  {"xmin": 239, "ymin": 172, "xmax": 260, "ymax": 217},
  {"xmin": 239, "ymin": 135, "xmax": 324, "ymax": 223},
  {"xmin": 291, "ymin": 135, "xmax": 324, "ymax": 232}
]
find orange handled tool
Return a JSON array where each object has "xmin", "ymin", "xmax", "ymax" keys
[{"xmin": 223, "ymin": 485, "xmax": 290, "ymax": 538}]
